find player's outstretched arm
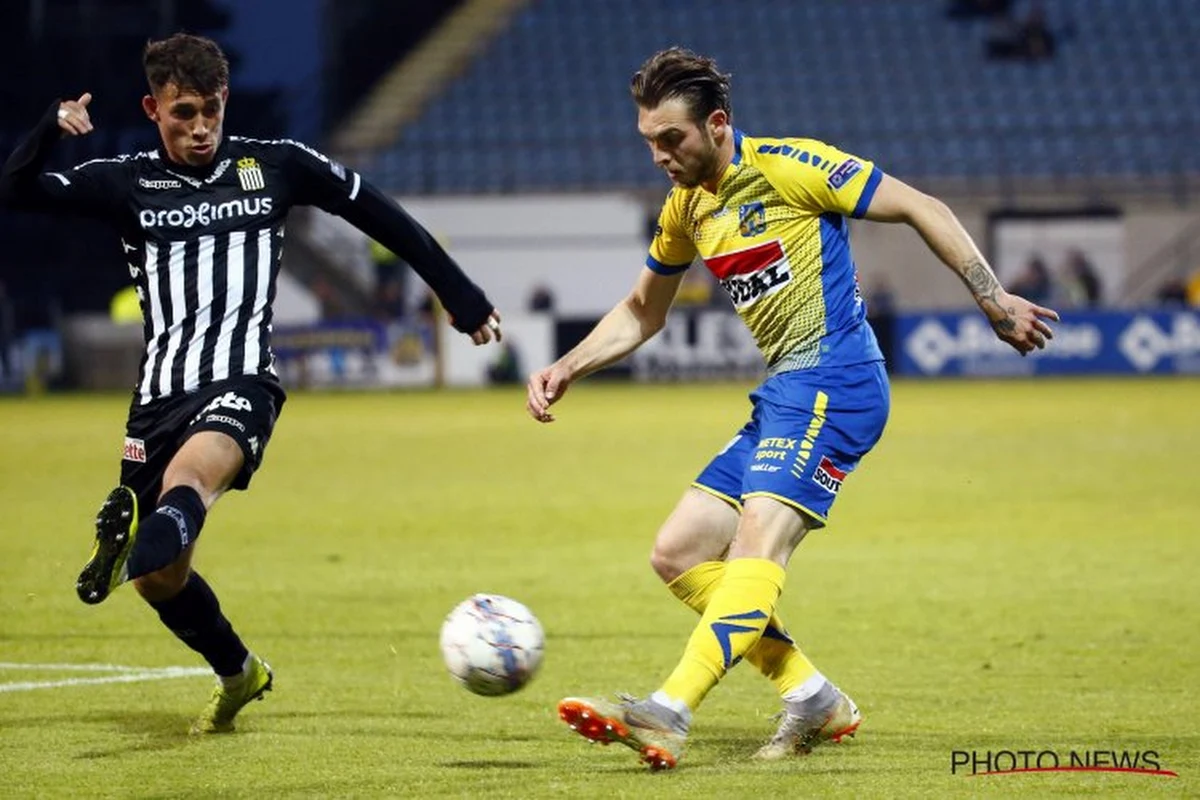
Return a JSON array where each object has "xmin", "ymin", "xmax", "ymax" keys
[
  {"xmin": 863, "ymin": 174, "xmax": 1059, "ymax": 355},
  {"xmin": 0, "ymin": 93, "xmax": 98, "ymax": 211},
  {"xmin": 526, "ymin": 267, "xmax": 683, "ymax": 423},
  {"xmin": 285, "ymin": 147, "xmax": 500, "ymax": 344}
]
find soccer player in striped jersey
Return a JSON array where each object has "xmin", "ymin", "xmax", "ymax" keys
[
  {"xmin": 528, "ymin": 47, "xmax": 1058, "ymax": 769},
  {"xmin": 0, "ymin": 33, "xmax": 502, "ymax": 734}
]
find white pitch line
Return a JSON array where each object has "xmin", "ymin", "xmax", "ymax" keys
[
  {"xmin": 0, "ymin": 666, "xmax": 211, "ymax": 693},
  {"xmin": 0, "ymin": 662, "xmax": 177, "ymax": 673}
]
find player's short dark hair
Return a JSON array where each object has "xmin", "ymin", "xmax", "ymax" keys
[
  {"xmin": 630, "ymin": 47, "xmax": 732, "ymax": 123},
  {"xmin": 143, "ymin": 33, "xmax": 230, "ymax": 95}
]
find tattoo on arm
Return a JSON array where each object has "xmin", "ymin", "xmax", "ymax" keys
[
  {"xmin": 961, "ymin": 258, "xmax": 1015, "ymax": 333},
  {"xmin": 962, "ymin": 259, "xmax": 1000, "ymax": 302}
]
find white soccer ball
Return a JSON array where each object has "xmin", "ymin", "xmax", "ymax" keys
[{"xmin": 439, "ymin": 593, "xmax": 544, "ymax": 696}]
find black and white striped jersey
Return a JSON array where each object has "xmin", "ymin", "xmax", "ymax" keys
[{"xmin": 1, "ymin": 102, "xmax": 494, "ymax": 404}]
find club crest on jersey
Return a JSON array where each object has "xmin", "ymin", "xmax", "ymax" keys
[
  {"xmin": 706, "ymin": 239, "xmax": 792, "ymax": 309},
  {"xmin": 738, "ymin": 201, "xmax": 767, "ymax": 237},
  {"xmin": 237, "ymin": 157, "xmax": 266, "ymax": 192},
  {"xmin": 812, "ymin": 456, "xmax": 847, "ymax": 494}
]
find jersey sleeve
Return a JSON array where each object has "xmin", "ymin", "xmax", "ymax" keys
[
  {"xmin": 646, "ymin": 189, "xmax": 696, "ymax": 274},
  {"xmin": 763, "ymin": 139, "xmax": 882, "ymax": 219},
  {"xmin": 280, "ymin": 139, "xmax": 495, "ymax": 335},
  {"xmin": 0, "ymin": 101, "xmax": 131, "ymax": 218},
  {"xmin": 280, "ymin": 139, "xmax": 363, "ymax": 212},
  {"xmin": 34, "ymin": 158, "xmax": 132, "ymax": 217}
]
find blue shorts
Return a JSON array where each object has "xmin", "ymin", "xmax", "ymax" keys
[{"xmin": 693, "ymin": 361, "xmax": 889, "ymax": 528}]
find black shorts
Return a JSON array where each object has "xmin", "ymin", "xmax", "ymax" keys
[{"xmin": 119, "ymin": 375, "xmax": 287, "ymax": 516}]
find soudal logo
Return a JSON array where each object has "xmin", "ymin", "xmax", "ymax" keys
[
  {"xmin": 123, "ymin": 436, "xmax": 147, "ymax": 463},
  {"xmin": 707, "ymin": 240, "xmax": 792, "ymax": 309},
  {"xmin": 812, "ymin": 456, "xmax": 846, "ymax": 494},
  {"xmin": 138, "ymin": 197, "xmax": 274, "ymax": 230}
]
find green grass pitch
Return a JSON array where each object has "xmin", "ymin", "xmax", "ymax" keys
[{"xmin": 1, "ymin": 378, "xmax": 1197, "ymax": 798}]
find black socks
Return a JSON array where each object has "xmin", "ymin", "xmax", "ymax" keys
[
  {"xmin": 125, "ymin": 486, "xmax": 207, "ymax": 579},
  {"xmin": 148, "ymin": 571, "xmax": 249, "ymax": 677}
]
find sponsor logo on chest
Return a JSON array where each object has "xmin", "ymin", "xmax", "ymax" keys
[
  {"xmin": 137, "ymin": 197, "xmax": 275, "ymax": 230},
  {"xmin": 704, "ymin": 239, "xmax": 793, "ymax": 309}
]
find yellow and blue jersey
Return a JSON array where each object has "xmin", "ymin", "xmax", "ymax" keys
[{"xmin": 648, "ymin": 130, "xmax": 883, "ymax": 373}]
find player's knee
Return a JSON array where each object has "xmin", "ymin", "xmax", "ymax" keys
[
  {"xmin": 132, "ymin": 562, "xmax": 190, "ymax": 602},
  {"xmin": 649, "ymin": 534, "xmax": 699, "ymax": 583},
  {"xmin": 649, "ymin": 542, "xmax": 680, "ymax": 583}
]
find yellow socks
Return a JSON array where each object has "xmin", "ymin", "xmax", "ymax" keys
[
  {"xmin": 660, "ymin": 558, "xmax": 786, "ymax": 709},
  {"xmin": 667, "ymin": 560, "xmax": 818, "ymax": 698}
]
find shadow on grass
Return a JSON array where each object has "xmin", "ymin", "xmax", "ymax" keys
[{"xmin": 69, "ymin": 710, "xmax": 195, "ymax": 759}]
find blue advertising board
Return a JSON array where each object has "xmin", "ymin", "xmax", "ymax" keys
[{"xmin": 895, "ymin": 310, "xmax": 1200, "ymax": 376}]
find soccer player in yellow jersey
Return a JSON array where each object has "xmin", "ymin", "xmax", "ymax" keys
[{"xmin": 527, "ymin": 48, "xmax": 1058, "ymax": 770}]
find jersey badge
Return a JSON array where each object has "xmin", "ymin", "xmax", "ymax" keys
[
  {"xmin": 828, "ymin": 158, "xmax": 863, "ymax": 190},
  {"xmin": 237, "ymin": 157, "xmax": 267, "ymax": 192},
  {"xmin": 738, "ymin": 201, "xmax": 767, "ymax": 237}
]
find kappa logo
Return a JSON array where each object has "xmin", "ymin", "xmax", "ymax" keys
[
  {"xmin": 123, "ymin": 436, "xmax": 147, "ymax": 463},
  {"xmin": 812, "ymin": 456, "xmax": 847, "ymax": 494},
  {"xmin": 192, "ymin": 392, "xmax": 253, "ymax": 424},
  {"xmin": 237, "ymin": 157, "xmax": 266, "ymax": 192},
  {"xmin": 138, "ymin": 177, "xmax": 182, "ymax": 190}
]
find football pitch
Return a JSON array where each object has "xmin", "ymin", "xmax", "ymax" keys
[{"xmin": 1, "ymin": 377, "xmax": 1197, "ymax": 798}]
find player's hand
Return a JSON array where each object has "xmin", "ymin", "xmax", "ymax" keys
[
  {"xmin": 986, "ymin": 290, "xmax": 1060, "ymax": 356},
  {"xmin": 57, "ymin": 93, "xmax": 94, "ymax": 137},
  {"xmin": 526, "ymin": 363, "xmax": 571, "ymax": 423},
  {"xmin": 467, "ymin": 311, "xmax": 502, "ymax": 345}
]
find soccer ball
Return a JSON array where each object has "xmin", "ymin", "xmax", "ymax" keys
[{"xmin": 439, "ymin": 593, "xmax": 544, "ymax": 696}]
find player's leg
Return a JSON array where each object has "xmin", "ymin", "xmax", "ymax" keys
[
  {"xmin": 558, "ymin": 496, "xmax": 802, "ymax": 770},
  {"xmin": 652, "ymin": 488, "xmax": 827, "ymax": 705},
  {"xmin": 77, "ymin": 395, "xmax": 181, "ymax": 605},
  {"xmin": 560, "ymin": 415, "xmax": 817, "ymax": 767},
  {"xmin": 77, "ymin": 428, "xmax": 237, "ymax": 605},
  {"xmin": 133, "ymin": 428, "xmax": 273, "ymax": 734},
  {"xmin": 562, "ymin": 367, "xmax": 887, "ymax": 768},
  {"xmin": 741, "ymin": 364, "xmax": 889, "ymax": 759},
  {"xmin": 164, "ymin": 380, "xmax": 284, "ymax": 733}
]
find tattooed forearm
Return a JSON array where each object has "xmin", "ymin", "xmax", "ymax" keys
[
  {"xmin": 962, "ymin": 259, "xmax": 1000, "ymax": 302},
  {"xmin": 961, "ymin": 258, "xmax": 1016, "ymax": 333}
]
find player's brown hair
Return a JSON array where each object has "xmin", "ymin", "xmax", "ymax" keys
[
  {"xmin": 630, "ymin": 47, "xmax": 732, "ymax": 122},
  {"xmin": 143, "ymin": 33, "xmax": 230, "ymax": 95}
]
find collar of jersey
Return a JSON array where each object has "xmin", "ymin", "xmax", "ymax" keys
[{"xmin": 155, "ymin": 138, "xmax": 229, "ymax": 177}]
